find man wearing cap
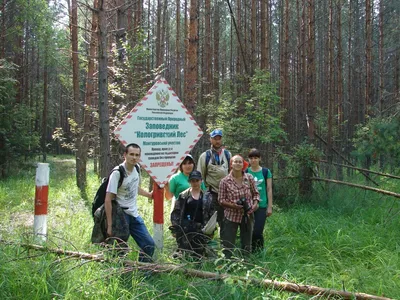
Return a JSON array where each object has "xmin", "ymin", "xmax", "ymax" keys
[
  {"xmin": 197, "ymin": 129, "xmax": 231, "ymax": 236},
  {"xmin": 170, "ymin": 170, "xmax": 214, "ymax": 257}
]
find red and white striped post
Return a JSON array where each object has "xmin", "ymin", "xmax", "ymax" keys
[
  {"xmin": 153, "ymin": 182, "xmax": 164, "ymax": 250},
  {"xmin": 34, "ymin": 163, "xmax": 49, "ymax": 241}
]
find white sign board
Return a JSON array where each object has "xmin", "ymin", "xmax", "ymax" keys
[{"xmin": 114, "ymin": 78, "xmax": 203, "ymax": 187}]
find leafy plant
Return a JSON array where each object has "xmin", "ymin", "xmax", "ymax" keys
[
  {"xmin": 352, "ymin": 115, "xmax": 400, "ymax": 170},
  {"xmin": 206, "ymin": 70, "xmax": 286, "ymax": 154}
]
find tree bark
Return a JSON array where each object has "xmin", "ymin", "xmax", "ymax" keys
[
  {"xmin": 213, "ymin": 0, "xmax": 220, "ymax": 103},
  {"xmin": 42, "ymin": 37, "xmax": 48, "ymax": 162},
  {"xmin": 81, "ymin": 0, "xmax": 99, "ymax": 184},
  {"xmin": 98, "ymin": 0, "xmax": 111, "ymax": 178},
  {"xmin": 0, "ymin": 0, "xmax": 5, "ymax": 59},
  {"xmin": 250, "ymin": 0, "xmax": 256, "ymax": 74},
  {"xmin": 184, "ymin": 0, "xmax": 198, "ymax": 114},
  {"xmin": 155, "ymin": 0, "xmax": 162, "ymax": 67},
  {"xmin": 260, "ymin": 0, "xmax": 267, "ymax": 70},
  {"xmin": 71, "ymin": 0, "xmax": 85, "ymax": 189},
  {"xmin": 204, "ymin": 0, "xmax": 212, "ymax": 96},
  {"xmin": 365, "ymin": 0, "xmax": 373, "ymax": 117},
  {"xmin": 378, "ymin": 0, "xmax": 384, "ymax": 114},
  {"xmin": 327, "ymin": 0, "xmax": 334, "ymax": 175},
  {"xmin": 175, "ymin": 0, "xmax": 181, "ymax": 95}
]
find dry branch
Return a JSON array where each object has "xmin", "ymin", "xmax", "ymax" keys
[
  {"xmin": 314, "ymin": 132, "xmax": 379, "ymax": 186},
  {"xmin": 319, "ymin": 160, "xmax": 400, "ymax": 180},
  {"xmin": 310, "ymin": 177, "xmax": 400, "ymax": 199},
  {"xmin": 0, "ymin": 241, "xmax": 393, "ymax": 300}
]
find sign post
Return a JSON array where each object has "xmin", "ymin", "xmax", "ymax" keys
[
  {"xmin": 114, "ymin": 78, "xmax": 203, "ymax": 250},
  {"xmin": 152, "ymin": 182, "xmax": 164, "ymax": 248}
]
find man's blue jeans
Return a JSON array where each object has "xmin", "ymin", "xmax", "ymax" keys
[{"xmin": 124, "ymin": 214, "xmax": 155, "ymax": 262}]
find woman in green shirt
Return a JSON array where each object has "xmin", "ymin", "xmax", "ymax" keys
[
  {"xmin": 246, "ymin": 148, "xmax": 273, "ymax": 252},
  {"xmin": 165, "ymin": 154, "xmax": 206, "ymax": 210}
]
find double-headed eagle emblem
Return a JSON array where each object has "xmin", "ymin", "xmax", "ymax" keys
[{"xmin": 156, "ymin": 90, "xmax": 169, "ymax": 108}]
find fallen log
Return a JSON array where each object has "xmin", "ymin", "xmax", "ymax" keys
[
  {"xmin": 0, "ymin": 241, "xmax": 393, "ymax": 300},
  {"xmin": 319, "ymin": 160, "xmax": 400, "ymax": 180},
  {"xmin": 310, "ymin": 177, "xmax": 400, "ymax": 199}
]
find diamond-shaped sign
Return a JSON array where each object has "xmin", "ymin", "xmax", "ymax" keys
[{"xmin": 114, "ymin": 78, "xmax": 203, "ymax": 187}]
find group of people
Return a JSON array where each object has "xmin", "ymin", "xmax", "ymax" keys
[
  {"xmin": 102, "ymin": 129, "xmax": 273, "ymax": 262},
  {"xmin": 167, "ymin": 129, "xmax": 273, "ymax": 258}
]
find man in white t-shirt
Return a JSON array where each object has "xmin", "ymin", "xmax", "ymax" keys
[{"xmin": 105, "ymin": 143, "xmax": 155, "ymax": 262}]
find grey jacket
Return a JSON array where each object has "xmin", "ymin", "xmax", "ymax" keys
[{"xmin": 91, "ymin": 201, "xmax": 129, "ymax": 244}]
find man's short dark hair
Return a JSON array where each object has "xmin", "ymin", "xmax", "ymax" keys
[
  {"xmin": 125, "ymin": 143, "xmax": 141, "ymax": 153},
  {"xmin": 248, "ymin": 148, "xmax": 261, "ymax": 158}
]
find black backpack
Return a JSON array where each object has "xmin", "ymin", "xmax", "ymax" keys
[{"xmin": 91, "ymin": 164, "xmax": 139, "ymax": 217}]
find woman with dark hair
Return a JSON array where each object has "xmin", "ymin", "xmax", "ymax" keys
[
  {"xmin": 165, "ymin": 154, "xmax": 206, "ymax": 209},
  {"xmin": 246, "ymin": 148, "xmax": 273, "ymax": 252},
  {"xmin": 218, "ymin": 155, "xmax": 260, "ymax": 258}
]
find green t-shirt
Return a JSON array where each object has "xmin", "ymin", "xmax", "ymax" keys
[
  {"xmin": 246, "ymin": 168, "xmax": 272, "ymax": 208},
  {"xmin": 169, "ymin": 172, "xmax": 206, "ymax": 199}
]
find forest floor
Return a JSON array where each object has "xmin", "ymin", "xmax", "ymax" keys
[{"xmin": 0, "ymin": 155, "xmax": 399, "ymax": 299}]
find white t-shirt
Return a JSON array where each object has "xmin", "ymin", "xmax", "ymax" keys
[{"xmin": 106, "ymin": 163, "xmax": 140, "ymax": 217}]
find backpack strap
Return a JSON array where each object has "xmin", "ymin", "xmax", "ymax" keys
[
  {"xmin": 115, "ymin": 164, "xmax": 139, "ymax": 188},
  {"xmin": 205, "ymin": 149, "xmax": 212, "ymax": 166},
  {"xmin": 117, "ymin": 165, "xmax": 126, "ymax": 188},
  {"xmin": 134, "ymin": 164, "xmax": 140, "ymax": 179},
  {"xmin": 206, "ymin": 149, "xmax": 230, "ymax": 166},
  {"xmin": 224, "ymin": 150, "xmax": 231, "ymax": 164},
  {"xmin": 262, "ymin": 167, "xmax": 271, "ymax": 189}
]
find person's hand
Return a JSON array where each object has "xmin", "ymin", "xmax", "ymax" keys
[
  {"xmin": 267, "ymin": 207, "xmax": 272, "ymax": 217},
  {"xmin": 232, "ymin": 203, "xmax": 243, "ymax": 210},
  {"xmin": 107, "ymin": 226, "xmax": 112, "ymax": 237},
  {"xmin": 147, "ymin": 190, "xmax": 153, "ymax": 203},
  {"xmin": 248, "ymin": 202, "xmax": 259, "ymax": 215}
]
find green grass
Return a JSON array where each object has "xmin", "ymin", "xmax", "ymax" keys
[{"xmin": 0, "ymin": 156, "xmax": 399, "ymax": 299}]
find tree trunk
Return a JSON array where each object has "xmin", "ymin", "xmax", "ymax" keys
[
  {"xmin": 213, "ymin": 0, "xmax": 221, "ymax": 103},
  {"xmin": 184, "ymin": 0, "xmax": 198, "ymax": 114},
  {"xmin": 306, "ymin": 0, "xmax": 315, "ymax": 142},
  {"xmin": 80, "ymin": 0, "xmax": 99, "ymax": 187},
  {"xmin": 365, "ymin": 0, "xmax": 373, "ymax": 117},
  {"xmin": 299, "ymin": 0, "xmax": 316, "ymax": 196},
  {"xmin": 116, "ymin": 0, "xmax": 127, "ymax": 62},
  {"xmin": 98, "ymin": 0, "xmax": 111, "ymax": 178},
  {"xmin": 71, "ymin": 0, "xmax": 85, "ymax": 190},
  {"xmin": 14, "ymin": 242, "xmax": 395, "ymax": 300},
  {"xmin": 279, "ymin": 0, "xmax": 290, "ymax": 167},
  {"xmin": 204, "ymin": 0, "xmax": 212, "ymax": 96},
  {"xmin": 378, "ymin": 0, "xmax": 384, "ymax": 114},
  {"xmin": 175, "ymin": 0, "xmax": 181, "ymax": 95},
  {"xmin": 326, "ymin": 0, "xmax": 334, "ymax": 177},
  {"xmin": 250, "ymin": 0, "xmax": 256, "ymax": 74},
  {"xmin": 0, "ymin": 0, "xmax": 5, "ymax": 59},
  {"xmin": 42, "ymin": 37, "xmax": 48, "ymax": 162},
  {"xmin": 260, "ymin": 0, "xmax": 266, "ymax": 70},
  {"xmin": 155, "ymin": 0, "xmax": 162, "ymax": 68}
]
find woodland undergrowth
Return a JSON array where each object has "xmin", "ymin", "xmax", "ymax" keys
[{"xmin": 0, "ymin": 156, "xmax": 399, "ymax": 299}]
